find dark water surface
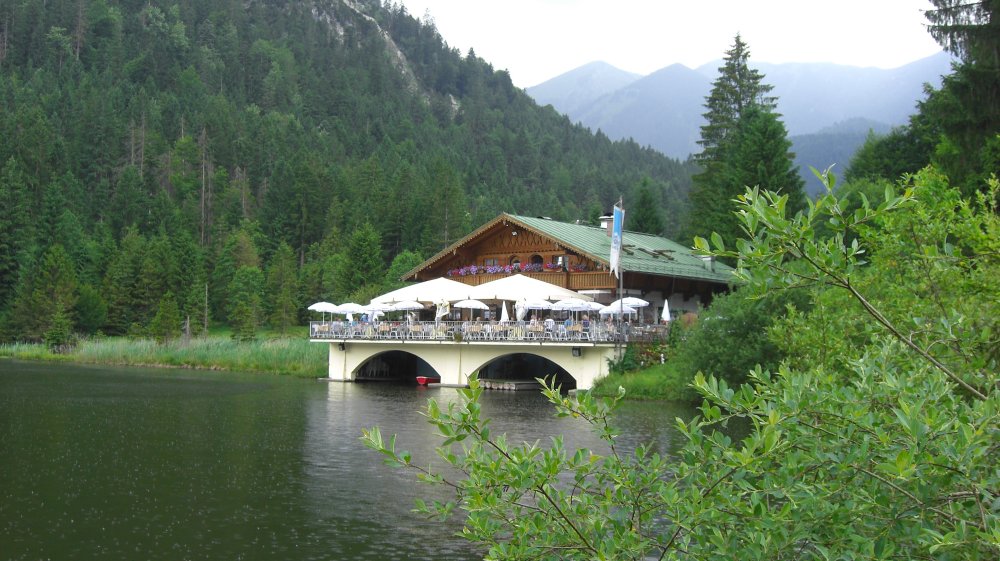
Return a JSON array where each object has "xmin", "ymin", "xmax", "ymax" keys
[{"xmin": 0, "ymin": 360, "xmax": 699, "ymax": 560}]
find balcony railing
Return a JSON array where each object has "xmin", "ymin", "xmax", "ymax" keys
[
  {"xmin": 449, "ymin": 271, "xmax": 615, "ymax": 290},
  {"xmin": 309, "ymin": 320, "xmax": 668, "ymax": 344}
]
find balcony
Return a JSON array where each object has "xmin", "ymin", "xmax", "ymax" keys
[
  {"xmin": 448, "ymin": 271, "xmax": 615, "ymax": 291},
  {"xmin": 309, "ymin": 320, "xmax": 667, "ymax": 344}
]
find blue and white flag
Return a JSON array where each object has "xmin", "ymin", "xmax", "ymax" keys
[{"xmin": 610, "ymin": 204, "xmax": 624, "ymax": 278}]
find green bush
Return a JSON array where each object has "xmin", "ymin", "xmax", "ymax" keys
[
  {"xmin": 366, "ymin": 168, "xmax": 999, "ymax": 560},
  {"xmin": 667, "ymin": 284, "xmax": 810, "ymax": 388}
]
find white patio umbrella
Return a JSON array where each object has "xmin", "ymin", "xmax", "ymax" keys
[
  {"xmin": 390, "ymin": 300, "xmax": 424, "ymax": 312},
  {"xmin": 363, "ymin": 303, "xmax": 390, "ymax": 320},
  {"xmin": 520, "ymin": 299, "xmax": 552, "ymax": 310},
  {"xmin": 307, "ymin": 301, "xmax": 337, "ymax": 312},
  {"xmin": 453, "ymin": 299, "xmax": 490, "ymax": 310},
  {"xmin": 334, "ymin": 302, "xmax": 367, "ymax": 315},
  {"xmin": 516, "ymin": 299, "xmax": 552, "ymax": 322},
  {"xmin": 550, "ymin": 298, "xmax": 592, "ymax": 312},
  {"xmin": 500, "ymin": 301, "xmax": 510, "ymax": 322},
  {"xmin": 661, "ymin": 300, "xmax": 671, "ymax": 322},
  {"xmin": 586, "ymin": 301, "xmax": 606, "ymax": 312},
  {"xmin": 608, "ymin": 297, "xmax": 650, "ymax": 308},
  {"xmin": 307, "ymin": 301, "xmax": 338, "ymax": 321},
  {"xmin": 599, "ymin": 304, "xmax": 638, "ymax": 316},
  {"xmin": 469, "ymin": 274, "xmax": 593, "ymax": 302},
  {"xmin": 371, "ymin": 277, "xmax": 475, "ymax": 304}
]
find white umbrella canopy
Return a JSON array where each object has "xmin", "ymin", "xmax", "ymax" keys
[
  {"xmin": 500, "ymin": 302, "xmax": 510, "ymax": 322},
  {"xmin": 661, "ymin": 300, "xmax": 671, "ymax": 322},
  {"xmin": 599, "ymin": 304, "xmax": 638, "ymax": 316},
  {"xmin": 371, "ymin": 277, "xmax": 475, "ymax": 304},
  {"xmin": 453, "ymin": 299, "xmax": 490, "ymax": 310},
  {"xmin": 390, "ymin": 300, "xmax": 424, "ymax": 312},
  {"xmin": 551, "ymin": 298, "xmax": 592, "ymax": 312},
  {"xmin": 586, "ymin": 301, "xmax": 606, "ymax": 312},
  {"xmin": 363, "ymin": 303, "xmax": 392, "ymax": 319},
  {"xmin": 609, "ymin": 297, "xmax": 650, "ymax": 308},
  {"xmin": 335, "ymin": 302, "xmax": 367, "ymax": 315},
  {"xmin": 308, "ymin": 301, "xmax": 338, "ymax": 313},
  {"xmin": 469, "ymin": 274, "xmax": 592, "ymax": 302},
  {"xmin": 520, "ymin": 299, "xmax": 553, "ymax": 310}
]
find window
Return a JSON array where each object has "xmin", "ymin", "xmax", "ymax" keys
[
  {"xmin": 530, "ymin": 254, "xmax": 543, "ymax": 265},
  {"xmin": 484, "ymin": 258, "xmax": 498, "ymax": 266},
  {"xmin": 509, "ymin": 256, "xmax": 521, "ymax": 266}
]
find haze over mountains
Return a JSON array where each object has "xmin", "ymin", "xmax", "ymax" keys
[{"xmin": 527, "ymin": 53, "xmax": 953, "ymax": 194}]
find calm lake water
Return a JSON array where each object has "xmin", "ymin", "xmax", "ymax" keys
[{"xmin": 0, "ymin": 359, "xmax": 702, "ymax": 560}]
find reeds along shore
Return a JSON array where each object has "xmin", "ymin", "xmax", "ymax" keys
[{"xmin": 0, "ymin": 334, "xmax": 328, "ymax": 378}]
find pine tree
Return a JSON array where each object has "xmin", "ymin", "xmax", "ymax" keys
[
  {"xmin": 0, "ymin": 158, "xmax": 34, "ymax": 310},
  {"xmin": 719, "ymin": 107, "xmax": 805, "ymax": 214},
  {"xmin": 228, "ymin": 266, "xmax": 264, "ymax": 342},
  {"xmin": 265, "ymin": 242, "xmax": 298, "ymax": 333},
  {"xmin": 695, "ymin": 34, "xmax": 776, "ymax": 164},
  {"xmin": 75, "ymin": 283, "xmax": 108, "ymax": 335},
  {"xmin": 685, "ymin": 36, "xmax": 801, "ymax": 247},
  {"xmin": 629, "ymin": 180, "xmax": 666, "ymax": 235},
  {"xmin": 922, "ymin": 0, "xmax": 1000, "ymax": 189},
  {"xmin": 103, "ymin": 228, "xmax": 146, "ymax": 335},
  {"xmin": 336, "ymin": 222, "xmax": 385, "ymax": 298},
  {"xmin": 149, "ymin": 291, "xmax": 181, "ymax": 344},
  {"xmin": 44, "ymin": 305, "xmax": 74, "ymax": 352},
  {"xmin": 10, "ymin": 244, "xmax": 79, "ymax": 341},
  {"xmin": 384, "ymin": 250, "xmax": 424, "ymax": 291}
]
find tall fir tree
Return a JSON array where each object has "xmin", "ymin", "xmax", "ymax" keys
[
  {"xmin": 629, "ymin": 179, "xmax": 666, "ymax": 236},
  {"xmin": 336, "ymin": 222, "xmax": 385, "ymax": 300},
  {"xmin": 0, "ymin": 158, "xmax": 34, "ymax": 310},
  {"xmin": 695, "ymin": 34, "xmax": 775, "ymax": 165},
  {"xmin": 149, "ymin": 291, "xmax": 182, "ymax": 344},
  {"xmin": 9, "ymin": 244, "xmax": 79, "ymax": 341},
  {"xmin": 718, "ymin": 107, "xmax": 805, "ymax": 214},
  {"xmin": 685, "ymin": 36, "xmax": 801, "ymax": 247},
  {"xmin": 922, "ymin": 0, "xmax": 1000, "ymax": 190},
  {"xmin": 265, "ymin": 242, "xmax": 299, "ymax": 333},
  {"xmin": 228, "ymin": 266, "xmax": 264, "ymax": 342}
]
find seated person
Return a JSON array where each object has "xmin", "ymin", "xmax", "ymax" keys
[{"xmin": 581, "ymin": 314, "xmax": 591, "ymax": 329}]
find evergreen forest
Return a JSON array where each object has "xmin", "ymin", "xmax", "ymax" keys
[{"xmin": 0, "ymin": 0, "xmax": 699, "ymax": 341}]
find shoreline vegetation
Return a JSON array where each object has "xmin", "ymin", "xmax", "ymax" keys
[
  {"xmin": 0, "ymin": 329, "xmax": 329, "ymax": 379},
  {"xmin": 0, "ymin": 331, "xmax": 687, "ymax": 398}
]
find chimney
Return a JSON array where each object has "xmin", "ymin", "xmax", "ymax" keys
[{"xmin": 600, "ymin": 212, "xmax": 613, "ymax": 236}]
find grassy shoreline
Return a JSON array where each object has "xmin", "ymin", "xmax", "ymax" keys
[
  {"xmin": 2, "ymin": 333, "xmax": 693, "ymax": 399},
  {"xmin": 0, "ymin": 331, "xmax": 329, "ymax": 379},
  {"xmin": 590, "ymin": 361, "xmax": 699, "ymax": 401}
]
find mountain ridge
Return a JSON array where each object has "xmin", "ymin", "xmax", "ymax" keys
[{"xmin": 527, "ymin": 52, "xmax": 952, "ymax": 159}]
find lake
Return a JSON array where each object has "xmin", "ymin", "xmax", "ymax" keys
[{"xmin": 0, "ymin": 359, "xmax": 701, "ymax": 560}]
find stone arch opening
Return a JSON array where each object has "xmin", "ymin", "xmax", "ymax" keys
[
  {"xmin": 475, "ymin": 353, "xmax": 576, "ymax": 391},
  {"xmin": 354, "ymin": 350, "xmax": 439, "ymax": 383}
]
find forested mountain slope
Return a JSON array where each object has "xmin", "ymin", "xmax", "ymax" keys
[{"xmin": 0, "ymin": 0, "xmax": 695, "ymax": 339}]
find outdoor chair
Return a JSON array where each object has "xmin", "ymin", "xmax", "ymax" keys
[
  {"xmin": 408, "ymin": 324, "xmax": 424, "ymax": 339},
  {"xmin": 377, "ymin": 323, "xmax": 392, "ymax": 339}
]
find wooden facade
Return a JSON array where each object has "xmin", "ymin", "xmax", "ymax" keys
[{"xmin": 405, "ymin": 214, "xmax": 733, "ymax": 312}]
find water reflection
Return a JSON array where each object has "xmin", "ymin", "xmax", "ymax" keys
[{"xmin": 1, "ymin": 361, "xmax": 709, "ymax": 561}]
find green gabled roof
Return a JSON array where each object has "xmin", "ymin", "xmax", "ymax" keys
[
  {"xmin": 405, "ymin": 212, "xmax": 735, "ymax": 285},
  {"xmin": 508, "ymin": 215, "xmax": 735, "ymax": 284}
]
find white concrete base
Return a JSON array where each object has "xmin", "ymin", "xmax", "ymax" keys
[{"xmin": 317, "ymin": 339, "xmax": 620, "ymax": 390}]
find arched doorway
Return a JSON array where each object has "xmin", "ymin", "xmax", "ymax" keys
[
  {"xmin": 354, "ymin": 351, "xmax": 438, "ymax": 383},
  {"xmin": 476, "ymin": 353, "xmax": 576, "ymax": 391}
]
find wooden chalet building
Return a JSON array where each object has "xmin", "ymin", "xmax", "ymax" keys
[{"xmin": 404, "ymin": 213, "xmax": 736, "ymax": 318}]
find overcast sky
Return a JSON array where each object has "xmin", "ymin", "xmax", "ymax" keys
[{"xmin": 395, "ymin": 0, "xmax": 945, "ymax": 88}]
